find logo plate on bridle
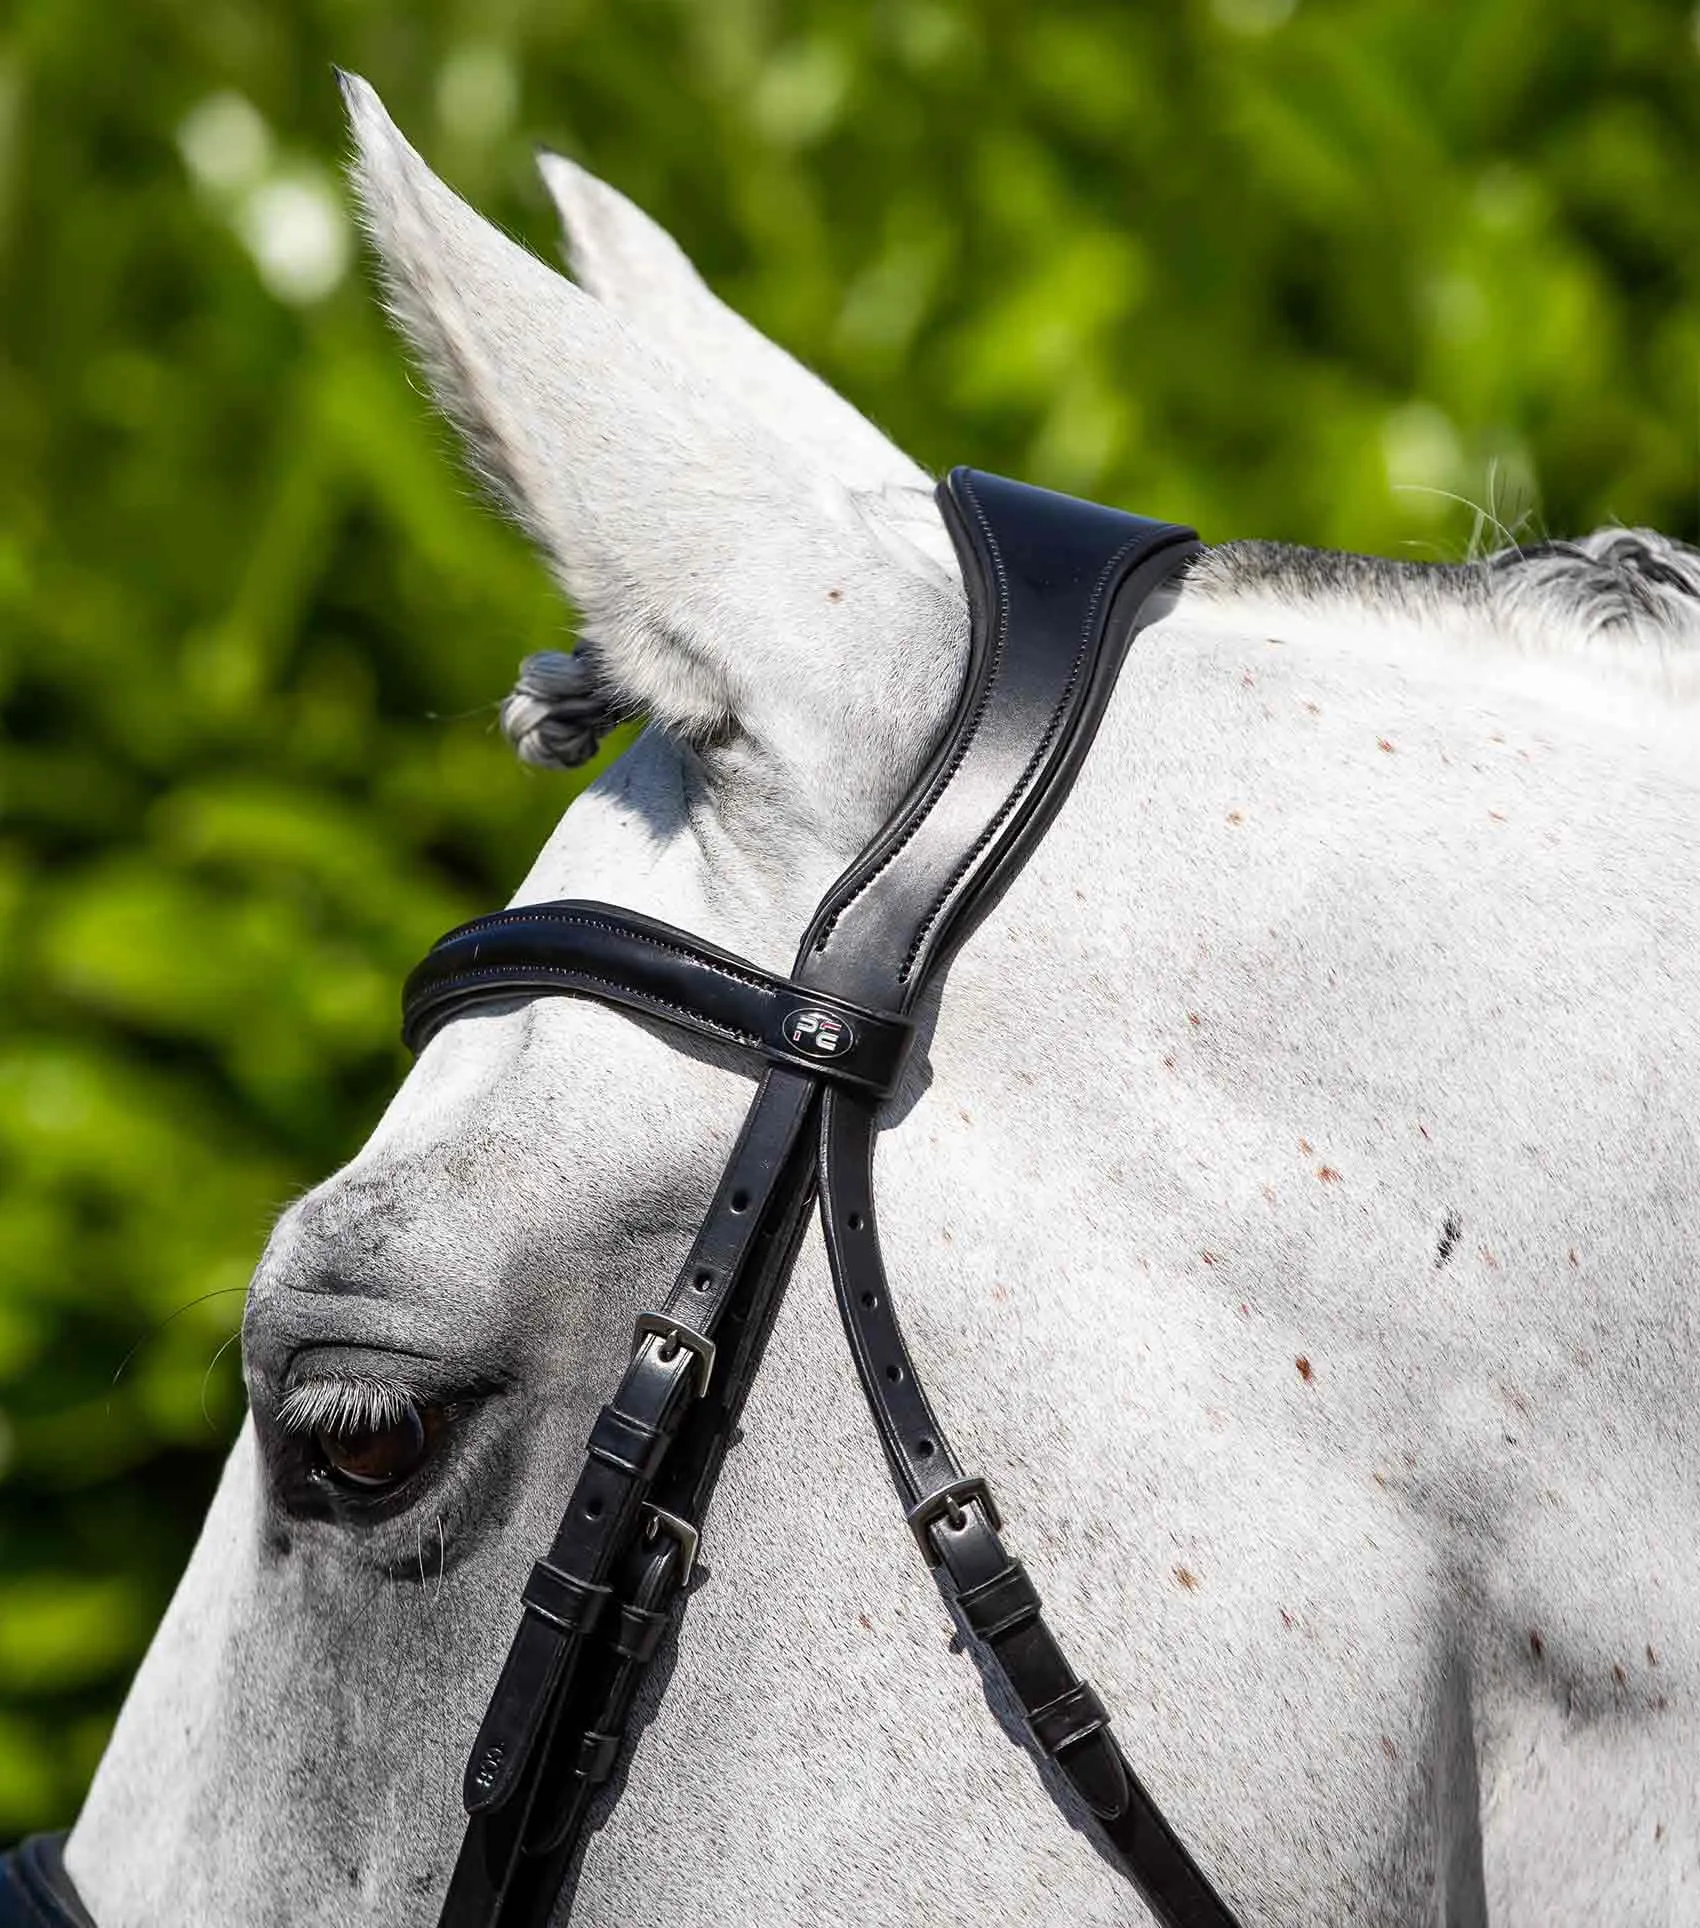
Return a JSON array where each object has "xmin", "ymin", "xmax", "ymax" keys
[{"xmin": 781, "ymin": 1006, "xmax": 856, "ymax": 1058}]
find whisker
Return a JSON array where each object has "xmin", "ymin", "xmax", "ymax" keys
[
  {"xmin": 199, "ymin": 1329, "xmax": 245, "ymax": 1431},
  {"xmin": 108, "ymin": 1286, "xmax": 251, "ymax": 1406}
]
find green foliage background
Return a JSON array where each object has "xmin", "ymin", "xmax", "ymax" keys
[{"xmin": 1, "ymin": 0, "xmax": 1696, "ymax": 1842}]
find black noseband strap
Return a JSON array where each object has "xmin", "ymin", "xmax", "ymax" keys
[{"xmin": 408, "ymin": 469, "xmax": 1236, "ymax": 1928}]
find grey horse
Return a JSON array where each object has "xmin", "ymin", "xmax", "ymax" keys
[{"xmin": 48, "ymin": 76, "xmax": 1700, "ymax": 1927}]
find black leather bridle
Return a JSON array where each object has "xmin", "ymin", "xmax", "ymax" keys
[{"xmin": 0, "ymin": 470, "xmax": 1240, "ymax": 1928}]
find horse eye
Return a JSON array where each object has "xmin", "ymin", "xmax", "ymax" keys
[{"xmin": 314, "ymin": 1404, "xmax": 430, "ymax": 1491}]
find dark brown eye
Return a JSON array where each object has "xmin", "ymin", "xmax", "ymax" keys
[{"xmin": 314, "ymin": 1404, "xmax": 429, "ymax": 1490}]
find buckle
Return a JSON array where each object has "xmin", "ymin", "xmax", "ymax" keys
[
  {"xmin": 905, "ymin": 1476, "xmax": 1002, "ymax": 1563},
  {"xmin": 642, "ymin": 1504, "xmax": 700, "ymax": 1586},
  {"xmin": 632, "ymin": 1313, "xmax": 716, "ymax": 1398}
]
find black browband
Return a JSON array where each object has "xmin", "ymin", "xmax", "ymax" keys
[{"xmin": 0, "ymin": 471, "xmax": 1239, "ymax": 1928}]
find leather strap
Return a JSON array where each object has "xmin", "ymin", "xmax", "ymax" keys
[
  {"xmin": 412, "ymin": 470, "xmax": 1230, "ymax": 1928},
  {"xmin": 437, "ymin": 1068, "xmax": 820, "ymax": 1922},
  {"xmin": 404, "ymin": 903, "xmax": 913, "ymax": 1097},
  {"xmin": 797, "ymin": 470, "xmax": 1200, "ymax": 1008},
  {"xmin": 820, "ymin": 1090, "xmax": 1233, "ymax": 1925},
  {"xmin": 0, "ymin": 1837, "xmax": 96, "ymax": 1928}
]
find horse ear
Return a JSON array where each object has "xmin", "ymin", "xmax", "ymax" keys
[
  {"xmin": 536, "ymin": 151, "xmax": 927, "ymax": 499},
  {"xmin": 340, "ymin": 74, "xmax": 960, "ymax": 798}
]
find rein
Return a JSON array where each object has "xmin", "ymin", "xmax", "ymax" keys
[{"xmin": 0, "ymin": 469, "xmax": 1240, "ymax": 1928}]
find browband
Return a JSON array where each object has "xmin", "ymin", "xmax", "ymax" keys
[
  {"xmin": 404, "ymin": 903, "xmax": 914, "ymax": 1098},
  {"xmin": 408, "ymin": 469, "xmax": 1237, "ymax": 1928}
]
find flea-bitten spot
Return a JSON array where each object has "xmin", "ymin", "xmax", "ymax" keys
[
  {"xmin": 1435, "ymin": 1212, "xmax": 1462, "ymax": 1267},
  {"xmin": 1173, "ymin": 1565, "xmax": 1199, "ymax": 1591},
  {"xmin": 1529, "ymin": 1629, "xmax": 1545, "ymax": 1659},
  {"xmin": 1295, "ymin": 1355, "xmax": 1314, "ymax": 1383},
  {"xmin": 1378, "ymin": 737, "xmax": 1395, "ymax": 753},
  {"xmin": 1316, "ymin": 1165, "xmax": 1342, "ymax": 1183}
]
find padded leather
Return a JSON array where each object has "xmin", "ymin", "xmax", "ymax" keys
[
  {"xmin": 404, "ymin": 903, "xmax": 913, "ymax": 1096},
  {"xmin": 797, "ymin": 469, "xmax": 1199, "ymax": 1011},
  {"xmin": 0, "ymin": 1837, "xmax": 95, "ymax": 1928}
]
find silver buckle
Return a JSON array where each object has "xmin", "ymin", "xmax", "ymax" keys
[
  {"xmin": 643, "ymin": 1504, "xmax": 700, "ymax": 1585},
  {"xmin": 632, "ymin": 1313, "xmax": 716, "ymax": 1398},
  {"xmin": 905, "ymin": 1476, "xmax": 1002, "ymax": 1563}
]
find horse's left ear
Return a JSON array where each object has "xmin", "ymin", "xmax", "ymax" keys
[
  {"xmin": 340, "ymin": 75, "xmax": 963, "ymax": 822},
  {"xmin": 536, "ymin": 151, "xmax": 929, "ymax": 502}
]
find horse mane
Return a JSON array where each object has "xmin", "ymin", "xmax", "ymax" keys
[{"xmin": 1191, "ymin": 526, "xmax": 1700, "ymax": 702}]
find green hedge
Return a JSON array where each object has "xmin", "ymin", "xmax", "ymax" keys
[{"xmin": 2, "ymin": 0, "xmax": 1695, "ymax": 1840}]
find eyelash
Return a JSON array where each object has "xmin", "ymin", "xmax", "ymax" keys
[{"xmin": 275, "ymin": 1374, "xmax": 419, "ymax": 1439}]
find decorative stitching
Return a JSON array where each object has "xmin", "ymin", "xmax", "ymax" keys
[
  {"xmin": 896, "ymin": 523, "xmax": 1148, "ymax": 982},
  {"xmin": 411, "ymin": 963, "xmax": 761, "ymax": 1049},
  {"xmin": 810, "ymin": 471, "xmax": 1013, "ymax": 955},
  {"xmin": 426, "ymin": 906, "xmax": 775, "ymax": 996}
]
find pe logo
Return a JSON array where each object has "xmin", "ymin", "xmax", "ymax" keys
[{"xmin": 782, "ymin": 1008, "xmax": 856, "ymax": 1058}]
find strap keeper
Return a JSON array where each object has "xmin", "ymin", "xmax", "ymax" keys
[
  {"xmin": 520, "ymin": 1560, "xmax": 612, "ymax": 1637},
  {"xmin": 955, "ymin": 1558, "xmax": 1042, "ymax": 1642},
  {"xmin": 1027, "ymin": 1680, "xmax": 1110, "ymax": 1759},
  {"xmin": 611, "ymin": 1601, "xmax": 671, "ymax": 1663},
  {"xmin": 573, "ymin": 1728, "xmax": 622, "ymax": 1785},
  {"xmin": 587, "ymin": 1403, "xmax": 668, "ymax": 1479}
]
